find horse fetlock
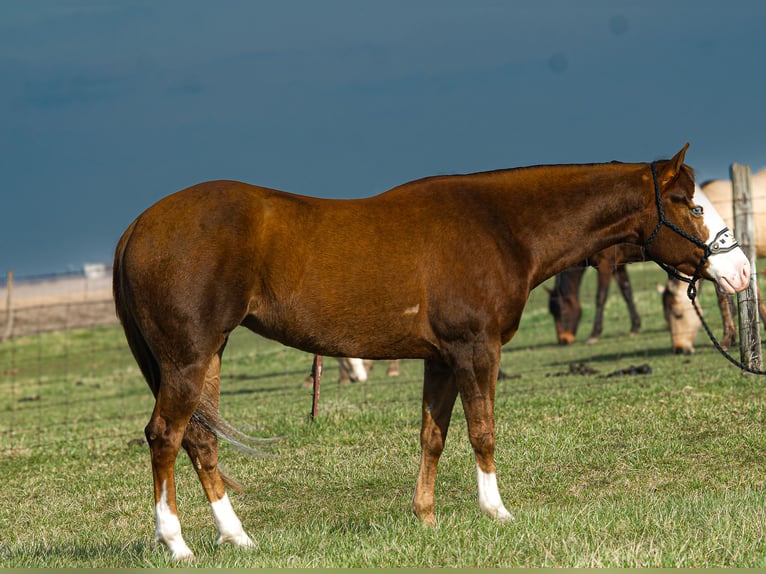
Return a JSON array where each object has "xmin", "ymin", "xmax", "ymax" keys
[
  {"xmin": 412, "ymin": 504, "xmax": 437, "ymax": 527},
  {"xmin": 411, "ymin": 488, "xmax": 437, "ymax": 527},
  {"xmin": 476, "ymin": 465, "xmax": 511, "ymax": 522},
  {"xmin": 155, "ymin": 512, "xmax": 194, "ymax": 561}
]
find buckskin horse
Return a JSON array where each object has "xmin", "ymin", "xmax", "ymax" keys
[{"xmin": 113, "ymin": 143, "xmax": 750, "ymax": 560}]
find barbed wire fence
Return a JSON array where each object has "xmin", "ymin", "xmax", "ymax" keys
[{"xmin": 0, "ymin": 257, "xmax": 759, "ymax": 457}]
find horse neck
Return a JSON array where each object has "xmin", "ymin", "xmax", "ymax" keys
[{"xmin": 480, "ymin": 162, "xmax": 651, "ymax": 287}]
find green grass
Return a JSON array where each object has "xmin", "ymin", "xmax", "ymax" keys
[{"xmin": 2, "ymin": 261, "xmax": 766, "ymax": 566}]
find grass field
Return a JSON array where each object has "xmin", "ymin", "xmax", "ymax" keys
[{"xmin": 2, "ymin": 261, "xmax": 766, "ymax": 567}]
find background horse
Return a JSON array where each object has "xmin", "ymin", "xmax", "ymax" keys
[
  {"xmin": 305, "ymin": 357, "xmax": 401, "ymax": 386},
  {"xmin": 113, "ymin": 144, "xmax": 749, "ymax": 560},
  {"xmin": 548, "ymin": 244, "xmax": 644, "ymax": 344}
]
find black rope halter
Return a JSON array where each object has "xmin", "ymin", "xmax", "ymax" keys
[
  {"xmin": 643, "ymin": 162, "xmax": 714, "ymax": 299},
  {"xmin": 643, "ymin": 162, "xmax": 765, "ymax": 375}
]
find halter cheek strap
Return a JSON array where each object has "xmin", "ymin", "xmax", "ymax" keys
[{"xmin": 642, "ymin": 162, "xmax": 739, "ymax": 299}]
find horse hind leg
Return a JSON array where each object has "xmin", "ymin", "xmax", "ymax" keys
[
  {"xmin": 182, "ymin": 351, "xmax": 255, "ymax": 549},
  {"xmin": 145, "ymin": 362, "xmax": 209, "ymax": 560}
]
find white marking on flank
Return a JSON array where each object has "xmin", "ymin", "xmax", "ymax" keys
[
  {"xmin": 211, "ymin": 493, "xmax": 256, "ymax": 548},
  {"xmin": 155, "ymin": 481, "xmax": 194, "ymax": 560},
  {"xmin": 476, "ymin": 465, "xmax": 512, "ymax": 521},
  {"xmin": 404, "ymin": 304, "xmax": 420, "ymax": 316}
]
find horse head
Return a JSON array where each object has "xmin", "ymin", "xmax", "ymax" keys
[
  {"xmin": 640, "ymin": 144, "xmax": 750, "ymax": 295},
  {"xmin": 547, "ymin": 266, "xmax": 585, "ymax": 345}
]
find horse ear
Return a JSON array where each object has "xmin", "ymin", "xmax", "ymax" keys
[{"xmin": 659, "ymin": 142, "xmax": 690, "ymax": 186}]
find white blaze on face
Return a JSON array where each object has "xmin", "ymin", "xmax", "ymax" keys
[
  {"xmin": 694, "ymin": 187, "xmax": 751, "ymax": 294},
  {"xmin": 155, "ymin": 482, "xmax": 194, "ymax": 560},
  {"xmin": 476, "ymin": 465, "xmax": 512, "ymax": 521}
]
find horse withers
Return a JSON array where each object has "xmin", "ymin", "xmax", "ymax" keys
[{"xmin": 113, "ymin": 143, "xmax": 750, "ymax": 560}]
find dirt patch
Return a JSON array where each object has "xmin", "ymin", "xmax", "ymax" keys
[{"xmin": 0, "ymin": 275, "xmax": 117, "ymax": 339}]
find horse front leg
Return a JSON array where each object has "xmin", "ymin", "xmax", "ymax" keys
[
  {"xmin": 455, "ymin": 342, "xmax": 511, "ymax": 521},
  {"xmin": 182, "ymin": 351, "xmax": 254, "ymax": 550},
  {"xmin": 412, "ymin": 358, "xmax": 459, "ymax": 526},
  {"xmin": 587, "ymin": 265, "xmax": 612, "ymax": 343},
  {"xmin": 614, "ymin": 265, "xmax": 641, "ymax": 335}
]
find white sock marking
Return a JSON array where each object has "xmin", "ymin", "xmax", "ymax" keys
[
  {"xmin": 211, "ymin": 493, "xmax": 256, "ymax": 548},
  {"xmin": 155, "ymin": 482, "xmax": 194, "ymax": 560},
  {"xmin": 476, "ymin": 465, "xmax": 512, "ymax": 521}
]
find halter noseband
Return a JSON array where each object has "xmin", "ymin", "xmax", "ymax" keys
[{"xmin": 642, "ymin": 162, "xmax": 739, "ymax": 299}]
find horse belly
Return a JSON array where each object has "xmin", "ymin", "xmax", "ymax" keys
[{"xmin": 243, "ymin": 288, "xmax": 436, "ymax": 360}]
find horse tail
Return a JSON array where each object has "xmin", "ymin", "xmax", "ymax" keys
[{"xmin": 113, "ymin": 219, "xmax": 161, "ymax": 397}]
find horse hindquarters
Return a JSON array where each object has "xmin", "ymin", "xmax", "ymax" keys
[{"xmin": 114, "ymin": 233, "xmax": 254, "ymax": 560}]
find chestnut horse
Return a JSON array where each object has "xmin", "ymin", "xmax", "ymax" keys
[{"xmin": 113, "ymin": 144, "xmax": 750, "ymax": 560}]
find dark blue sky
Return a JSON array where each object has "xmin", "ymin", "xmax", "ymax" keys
[{"xmin": 2, "ymin": 0, "xmax": 766, "ymax": 276}]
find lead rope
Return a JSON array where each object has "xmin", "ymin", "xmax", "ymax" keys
[
  {"xmin": 644, "ymin": 162, "xmax": 766, "ymax": 374},
  {"xmin": 688, "ymin": 288, "xmax": 766, "ymax": 375}
]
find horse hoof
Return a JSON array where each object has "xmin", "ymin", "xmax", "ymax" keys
[
  {"xmin": 168, "ymin": 545, "xmax": 195, "ymax": 562},
  {"xmin": 494, "ymin": 507, "xmax": 513, "ymax": 522},
  {"xmin": 217, "ymin": 531, "xmax": 256, "ymax": 549}
]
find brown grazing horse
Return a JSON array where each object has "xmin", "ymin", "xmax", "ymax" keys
[
  {"xmin": 548, "ymin": 244, "xmax": 645, "ymax": 344},
  {"xmin": 113, "ymin": 144, "xmax": 750, "ymax": 560}
]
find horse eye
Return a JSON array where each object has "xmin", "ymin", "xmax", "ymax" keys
[{"xmin": 691, "ymin": 205, "xmax": 704, "ymax": 216}]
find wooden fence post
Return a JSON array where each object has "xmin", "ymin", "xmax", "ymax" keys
[
  {"xmin": 1, "ymin": 270, "xmax": 13, "ymax": 342},
  {"xmin": 310, "ymin": 355, "xmax": 322, "ymax": 421},
  {"xmin": 731, "ymin": 163, "xmax": 762, "ymax": 372}
]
